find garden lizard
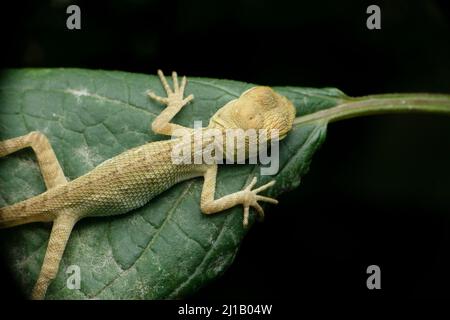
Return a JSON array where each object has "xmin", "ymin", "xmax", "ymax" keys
[{"xmin": 0, "ymin": 70, "xmax": 296, "ymax": 300}]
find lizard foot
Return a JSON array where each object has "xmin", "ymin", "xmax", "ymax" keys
[
  {"xmin": 242, "ymin": 177, "xmax": 278, "ymax": 227},
  {"xmin": 147, "ymin": 70, "xmax": 194, "ymax": 106}
]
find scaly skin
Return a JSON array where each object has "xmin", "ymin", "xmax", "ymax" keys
[{"xmin": 0, "ymin": 70, "xmax": 296, "ymax": 299}]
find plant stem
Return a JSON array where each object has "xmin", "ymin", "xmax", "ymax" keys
[{"xmin": 293, "ymin": 93, "xmax": 450, "ymax": 126}]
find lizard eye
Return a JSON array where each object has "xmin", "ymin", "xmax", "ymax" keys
[{"xmin": 241, "ymin": 112, "xmax": 263, "ymax": 129}]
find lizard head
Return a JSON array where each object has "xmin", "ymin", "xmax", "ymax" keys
[{"xmin": 209, "ymin": 86, "xmax": 296, "ymax": 140}]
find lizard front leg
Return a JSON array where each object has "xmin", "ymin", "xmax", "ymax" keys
[
  {"xmin": 147, "ymin": 70, "xmax": 194, "ymax": 137},
  {"xmin": 200, "ymin": 165, "xmax": 278, "ymax": 227}
]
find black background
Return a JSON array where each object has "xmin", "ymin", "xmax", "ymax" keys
[{"xmin": 1, "ymin": 0, "xmax": 450, "ymax": 301}]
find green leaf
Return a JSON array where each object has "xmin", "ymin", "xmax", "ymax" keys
[{"xmin": 0, "ymin": 68, "xmax": 345, "ymax": 299}]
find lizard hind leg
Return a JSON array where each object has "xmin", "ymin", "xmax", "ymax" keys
[
  {"xmin": 0, "ymin": 132, "xmax": 76, "ymax": 299},
  {"xmin": 31, "ymin": 212, "xmax": 78, "ymax": 300},
  {"xmin": 0, "ymin": 131, "xmax": 67, "ymax": 189},
  {"xmin": 0, "ymin": 131, "xmax": 68, "ymax": 228}
]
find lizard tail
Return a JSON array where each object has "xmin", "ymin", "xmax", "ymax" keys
[{"xmin": 0, "ymin": 197, "xmax": 54, "ymax": 228}]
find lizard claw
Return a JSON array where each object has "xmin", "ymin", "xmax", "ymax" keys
[
  {"xmin": 242, "ymin": 177, "xmax": 278, "ymax": 228},
  {"xmin": 148, "ymin": 70, "xmax": 194, "ymax": 106},
  {"xmin": 147, "ymin": 90, "xmax": 169, "ymax": 104}
]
